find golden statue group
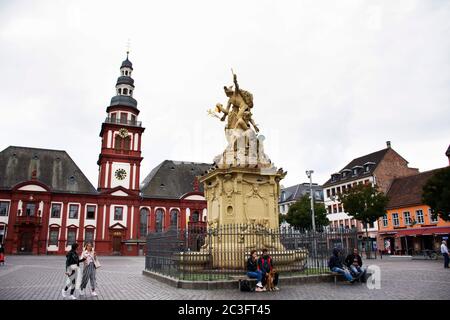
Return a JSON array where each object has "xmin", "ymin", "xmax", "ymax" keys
[
  {"xmin": 178, "ymin": 72, "xmax": 307, "ymax": 270},
  {"xmin": 207, "ymin": 72, "xmax": 272, "ymax": 169}
]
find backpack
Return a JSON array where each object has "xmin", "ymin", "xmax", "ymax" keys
[{"xmin": 239, "ymin": 280, "xmax": 254, "ymax": 292}]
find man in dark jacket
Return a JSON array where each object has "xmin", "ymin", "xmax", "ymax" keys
[
  {"xmin": 345, "ymin": 248, "xmax": 367, "ymax": 282},
  {"xmin": 258, "ymin": 249, "xmax": 279, "ymax": 290},
  {"xmin": 328, "ymin": 248, "xmax": 354, "ymax": 283},
  {"xmin": 247, "ymin": 250, "xmax": 264, "ymax": 291}
]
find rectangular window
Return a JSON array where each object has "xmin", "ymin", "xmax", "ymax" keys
[
  {"xmin": 51, "ymin": 204, "xmax": 61, "ymax": 218},
  {"xmin": 393, "ymin": 213, "xmax": 399, "ymax": 227},
  {"xmin": 326, "ymin": 189, "xmax": 330, "ymax": 198},
  {"xmin": 331, "ymin": 188, "xmax": 336, "ymax": 196},
  {"xmin": 114, "ymin": 207, "xmax": 123, "ymax": 220},
  {"xmin": 403, "ymin": 211, "xmax": 411, "ymax": 225},
  {"xmin": 369, "ymin": 222, "xmax": 374, "ymax": 228},
  {"xmin": 131, "ymin": 114, "xmax": 136, "ymax": 125},
  {"xmin": 69, "ymin": 204, "xmax": 79, "ymax": 219},
  {"xmin": 416, "ymin": 210, "xmax": 424, "ymax": 224},
  {"xmin": 49, "ymin": 230, "xmax": 58, "ymax": 246},
  {"xmin": 85, "ymin": 229, "xmax": 94, "ymax": 245},
  {"xmin": 67, "ymin": 230, "xmax": 76, "ymax": 245},
  {"xmin": 382, "ymin": 215, "xmax": 388, "ymax": 227},
  {"xmin": 0, "ymin": 201, "xmax": 9, "ymax": 216},
  {"xmin": 86, "ymin": 206, "xmax": 96, "ymax": 220},
  {"xmin": 26, "ymin": 203, "xmax": 36, "ymax": 216},
  {"xmin": 342, "ymin": 185, "xmax": 346, "ymax": 193},
  {"xmin": 364, "ymin": 179, "xmax": 370, "ymax": 184},
  {"xmin": 111, "ymin": 113, "xmax": 117, "ymax": 122},
  {"xmin": 327, "ymin": 205, "xmax": 332, "ymax": 214},
  {"xmin": 429, "ymin": 208, "xmax": 438, "ymax": 223},
  {"xmin": 120, "ymin": 113, "xmax": 127, "ymax": 124},
  {"xmin": 336, "ymin": 186, "xmax": 341, "ymax": 194}
]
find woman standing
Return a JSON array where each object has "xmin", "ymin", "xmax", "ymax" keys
[
  {"xmin": 79, "ymin": 242, "xmax": 98, "ymax": 297},
  {"xmin": 62, "ymin": 243, "xmax": 85, "ymax": 299}
]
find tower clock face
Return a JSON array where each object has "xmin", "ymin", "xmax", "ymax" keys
[
  {"xmin": 115, "ymin": 168, "xmax": 127, "ymax": 180},
  {"xmin": 118, "ymin": 128, "xmax": 129, "ymax": 138}
]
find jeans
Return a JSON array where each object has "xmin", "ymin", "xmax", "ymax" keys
[
  {"xmin": 443, "ymin": 253, "xmax": 449, "ymax": 268},
  {"xmin": 350, "ymin": 265, "xmax": 367, "ymax": 281},
  {"xmin": 331, "ymin": 267, "xmax": 353, "ymax": 282},
  {"xmin": 247, "ymin": 271, "xmax": 263, "ymax": 283}
]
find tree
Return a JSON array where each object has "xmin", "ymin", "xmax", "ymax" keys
[
  {"xmin": 422, "ymin": 167, "xmax": 450, "ymax": 221},
  {"xmin": 285, "ymin": 195, "xmax": 329, "ymax": 229},
  {"xmin": 338, "ymin": 184, "xmax": 389, "ymax": 256}
]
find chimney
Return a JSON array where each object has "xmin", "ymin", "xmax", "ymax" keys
[
  {"xmin": 446, "ymin": 144, "xmax": 450, "ymax": 166},
  {"xmin": 386, "ymin": 141, "xmax": 391, "ymax": 148}
]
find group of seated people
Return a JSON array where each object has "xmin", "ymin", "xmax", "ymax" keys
[
  {"xmin": 329, "ymin": 248, "xmax": 367, "ymax": 283},
  {"xmin": 246, "ymin": 248, "xmax": 279, "ymax": 292},
  {"xmin": 245, "ymin": 247, "xmax": 367, "ymax": 290}
]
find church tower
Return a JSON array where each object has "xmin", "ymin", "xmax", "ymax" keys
[{"xmin": 97, "ymin": 52, "xmax": 145, "ymax": 192}]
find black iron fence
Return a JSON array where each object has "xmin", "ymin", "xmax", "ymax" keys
[{"xmin": 145, "ymin": 224, "xmax": 358, "ymax": 281}]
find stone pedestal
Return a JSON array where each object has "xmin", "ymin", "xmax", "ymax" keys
[{"xmin": 199, "ymin": 167, "xmax": 284, "ymax": 229}]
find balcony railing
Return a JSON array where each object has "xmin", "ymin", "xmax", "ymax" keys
[
  {"xmin": 104, "ymin": 117, "xmax": 142, "ymax": 127},
  {"xmin": 16, "ymin": 215, "xmax": 42, "ymax": 225}
]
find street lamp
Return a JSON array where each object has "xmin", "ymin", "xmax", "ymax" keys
[
  {"xmin": 305, "ymin": 170, "xmax": 316, "ymax": 232},
  {"xmin": 306, "ymin": 170, "xmax": 318, "ymax": 267}
]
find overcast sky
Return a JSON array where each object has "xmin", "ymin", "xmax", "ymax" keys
[{"xmin": 1, "ymin": 0, "xmax": 449, "ymax": 189}]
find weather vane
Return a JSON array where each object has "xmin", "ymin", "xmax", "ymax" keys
[{"xmin": 126, "ymin": 38, "xmax": 131, "ymax": 57}]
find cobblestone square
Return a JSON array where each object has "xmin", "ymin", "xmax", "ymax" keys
[{"xmin": 0, "ymin": 256, "xmax": 449, "ymax": 300}]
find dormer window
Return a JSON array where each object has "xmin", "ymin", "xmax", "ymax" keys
[
  {"xmin": 341, "ymin": 169, "xmax": 351, "ymax": 179},
  {"xmin": 281, "ymin": 191, "xmax": 286, "ymax": 201},
  {"xmin": 331, "ymin": 173, "xmax": 340, "ymax": 182},
  {"xmin": 363, "ymin": 162, "xmax": 376, "ymax": 173},
  {"xmin": 352, "ymin": 166, "xmax": 363, "ymax": 176}
]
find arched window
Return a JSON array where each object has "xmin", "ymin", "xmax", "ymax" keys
[
  {"xmin": 139, "ymin": 208, "xmax": 149, "ymax": 238},
  {"xmin": 123, "ymin": 136, "xmax": 131, "ymax": 150},
  {"xmin": 117, "ymin": 88, "xmax": 121, "ymax": 95},
  {"xmin": 114, "ymin": 136, "xmax": 122, "ymax": 149},
  {"xmin": 123, "ymin": 88, "xmax": 128, "ymax": 95},
  {"xmin": 191, "ymin": 211, "xmax": 199, "ymax": 222},
  {"xmin": 170, "ymin": 209, "xmax": 179, "ymax": 228},
  {"xmin": 155, "ymin": 209, "xmax": 164, "ymax": 232}
]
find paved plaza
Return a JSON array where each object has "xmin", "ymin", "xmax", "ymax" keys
[{"xmin": 0, "ymin": 255, "xmax": 449, "ymax": 300}]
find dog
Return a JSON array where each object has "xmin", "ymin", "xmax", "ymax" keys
[{"xmin": 264, "ymin": 269, "xmax": 277, "ymax": 291}]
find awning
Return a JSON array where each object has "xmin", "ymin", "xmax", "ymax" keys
[
  {"xmin": 379, "ymin": 232, "xmax": 397, "ymax": 236},
  {"xmin": 394, "ymin": 226, "xmax": 450, "ymax": 238}
]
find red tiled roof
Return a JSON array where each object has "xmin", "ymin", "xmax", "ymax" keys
[{"xmin": 386, "ymin": 169, "xmax": 443, "ymax": 209}]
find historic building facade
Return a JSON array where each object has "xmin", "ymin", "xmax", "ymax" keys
[
  {"xmin": 378, "ymin": 150, "xmax": 450, "ymax": 255},
  {"xmin": 278, "ymin": 183, "xmax": 324, "ymax": 216},
  {"xmin": 0, "ymin": 54, "xmax": 212, "ymax": 256},
  {"xmin": 322, "ymin": 142, "xmax": 419, "ymax": 250}
]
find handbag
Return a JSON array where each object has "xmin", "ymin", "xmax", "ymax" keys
[{"xmin": 94, "ymin": 256, "xmax": 101, "ymax": 269}]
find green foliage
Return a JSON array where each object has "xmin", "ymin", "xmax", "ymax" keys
[
  {"xmin": 285, "ymin": 195, "xmax": 329, "ymax": 229},
  {"xmin": 338, "ymin": 184, "xmax": 389, "ymax": 227},
  {"xmin": 422, "ymin": 167, "xmax": 450, "ymax": 221}
]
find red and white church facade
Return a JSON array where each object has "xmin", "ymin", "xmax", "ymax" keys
[{"xmin": 0, "ymin": 54, "xmax": 211, "ymax": 256}]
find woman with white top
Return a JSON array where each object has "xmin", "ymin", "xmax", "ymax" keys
[{"xmin": 79, "ymin": 242, "xmax": 99, "ymax": 297}]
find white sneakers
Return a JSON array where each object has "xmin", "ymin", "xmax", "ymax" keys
[
  {"xmin": 79, "ymin": 289, "xmax": 85, "ymax": 296},
  {"xmin": 256, "ymin": 282, "xmax": 262, "ymax": 287},
  {"xmin": 69, "ymin": 295, "xmax": 77, "ymax": 300},
  {"xmin": 91, "ymin": 291, "xmax": 98, "ymax": 297},
  {"xmin": 61, "ymin": 289, "xmax": 67, "ymax": 298}
]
